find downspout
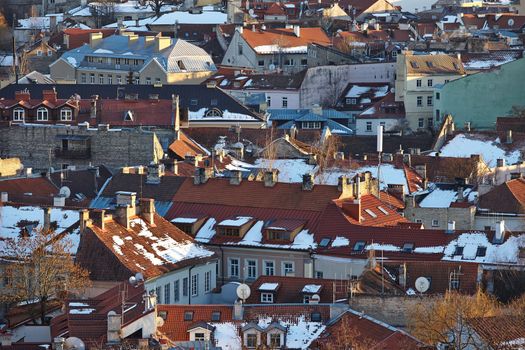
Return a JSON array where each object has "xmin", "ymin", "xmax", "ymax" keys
[
  {"xmin": 188, "ymin": 265, "xmax": 194, "ymax": 305},
  {"xmin": 310, "ymin": 248, "xmax": 316, "ymax": 278},
  {"xmin": 219, "ymin": 246, "xmax": 225, "ymax": 285}
]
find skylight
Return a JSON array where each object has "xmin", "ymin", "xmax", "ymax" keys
[
  {"xmin": 319, "ymin": 238, "xmax": 331, "ymax": 247},
  {"xmin": 353, "ymin": 241, "xmax": 366, "ymax": 251},
  {"xmin": 377, "ymin": 206, "xmax": 389, "ymax": 215},
  {"xmin": 403, "ymin": 243, "xmax": 414, "ymax": 253},
  {"xmin": 365, "ymin": 209, "xmax": 377, "ymax": 218}
]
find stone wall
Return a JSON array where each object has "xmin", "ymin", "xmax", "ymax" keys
[
  {"xmin": 0, "ymin": 124, "xmax": 167, "ymax": 172},
  {"xmin": 404, "ymin": 202, "xmax": 476, "ymax": 230}
]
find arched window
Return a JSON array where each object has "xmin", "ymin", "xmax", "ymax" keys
[
  {"xmin": 205, "ymin": 108, "xmax": 222, "ymax": 118},
  {"xmin": 60, "ymin": 107, "xmax": 73, "ymax": 121},
  {"xmin": 36, "ymin": 107, "xmax": 48, "ymax": 121},
  {"xmin": 13, "ymin": 107, "xmax": 25, "ymax": 122}
]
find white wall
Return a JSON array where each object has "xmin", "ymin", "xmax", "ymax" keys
[
  {"xmin": 313, "ymin": 255, "xmax": 368, "ymax": 280},
  {"xmin": 474, "ymin": 216, "xmax": 525, "ymax": 232},
  {"xmin": 355, "ymin": 118, "xmax": 401, "ymax": 135}
]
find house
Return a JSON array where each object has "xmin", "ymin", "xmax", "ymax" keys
[
  {"xmin": 433, "ymin": 57, "xmax": 525, "ymax": 130},
  {"xmin": 336, "ymin": 82, "xmax": 391, "ymax": 122},
  {"xmin": 222, "ymin": 26, "xmax": 331, "ymax": 73},
  {"xmin": 394, "ymin": 51, "xmax": 466, "ymax": 131},
  {"xmin": 50, "ymin": 33, "xmax": 216, "ymax": 85},
  {"xmin": 76, "ymin": 195, "xmax": 218, "ymax": 305},
  {"xmin": 24, "ymin": 38, "xmax": 59, "ymax": 75},
  {"xmin": 269, "ymin": 106, "xmax": 354, "ymax": 135},
  {"xmin": 355, "ymin": 92, "xmax": 405, "ymax": 135},
  {"xmin": 14, "ymin": 14, "xmax": 63, "ymax": 44},
  {"xmin": 476, "ymin": 177, "xmax": 525, "ymax": 231},
  {"xmin": 338, "ymin": 0, "xmax": 398, "ymax": 22}
]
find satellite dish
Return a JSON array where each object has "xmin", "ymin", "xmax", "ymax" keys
[
  {"xmin": 129, "ymin": 276, "xmax": 137, "ymax": 285},
  {"xmin": 248, "ymin": 8, "xmax": 255, "ymax": 17},
  {"xmin": 508, "ymin": 19, "xmax": 514, "ymax": 26},
  {"xmin": 310, "ymin": 294, "xmax": 321, "ymax": 304},
  {"xmin": 64, "ymin": 337, "xmax": 86, "ymax": 350},
  {"xmin": 156, "ymin": 316, "xmax": 165, "ymax": 327},
  {"xmin": 268, "ymin": 63, "xmax": 276, "ymax": 70},
  {"xmin": 59, "ymin": 186, "xmax": 71, "ymax": 198},
  {"xmin": 236, "ymin": 283, "xmax": 251, "ymax": 301},
  {"xmin": 415, "ymin": 277, "xmax": 430, "ymax": 293},
  {"xmin": 135, "ymin": 272, "xmax": 144, "ymax": 281}
]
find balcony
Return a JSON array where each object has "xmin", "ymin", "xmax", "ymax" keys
[{"xmin": 54, "ymin": 147, "xmax": 91, "ymax": 159}]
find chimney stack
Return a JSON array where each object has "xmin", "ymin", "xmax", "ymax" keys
[
  {"xmin": 79, "ymin": 209, "xmax": 90, "ymax": 233},
  {"xmin": 233, "ymin": 300, "xmax": 244, "ymax": 320},
  {"xmin": 115, "ymin": 205, "xmax": 133, "ymax": 230},
  {"xmin": 194, "ymin": 167, "xmax": 212, "ymax": 185},
  {"xmin": 91, "ymin": 209, "xmax": 106, "ymax": 230},
  {"xmin": 263, "ymin": 169, "xmax": 279, "ymax": 187},
  {"xmin": 1, "ymin": 192, "xmax": 8, "ymax": 202},
  {"xmin": 494, "ymin": 221, "xmax": 505, "ymax": 243},
  {"xmin": 342, "ymin": 199, "xmax": 361, "ymax": 222},
  {"xmin": 155, "ymin": 36, "xmax": 172, "ymax": 52},
  {"xmin": 42, "ymin": 88, "xmax": 57, "ymax": 103},
  {"xmin": 89, "ymin": 32, "xmax": 104, "ymax": 48},
  {"xmin": 230, "ymin": 170, "xmax": 242, "ymax": 185},
  {"xmin": 293, "ymin": 25, "xmax": 301, "ymax": 37},
  {"xmin": 15, "ymin": 90, "xmax": 31, "ymax": 102},
  {"xmin": 447, "ymin": 221, "xmax": 456, "ymax": 232},
  {"xmin": 506, "ymin": 130, "xmax": 513, "ymax": 144},
  {"xmin": 116, "ymin": 191, "xmax": 136, "ymax": 208},
  {"xmin": 139, "ymin": 198, "xmax": 155, "ymax": 225},
  {"xmin": 302, "ymin": 173, "xmax": 314, "ymax": 191},
  {"xmin": 43, "ymin": 207, "xmax": 52, "ymax": 232},
  {"xmin": 496, "ymin": 159, "xmax": 505, "ymax": 168},
  {"xmin": 146, "ymin": 162, "xmax": 165, "ymax": 185},
  {"xmin": 172, "ymin": 94, "xmax": 180, "ymax": 134}
]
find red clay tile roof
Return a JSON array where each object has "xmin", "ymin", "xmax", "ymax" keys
[
  {"xmin": 357, "ymin": 92, "xmax": 405, "ymax": 120},
  {"xmin": 335, "ymin": 194, "xmax": 408, "ymax": 227},
  {"xmin": 246, "ymin": 276, "xmax": 351, "ymax": 303},
  {"xmin": 467, "ymin": 316, "xmax": 525, "ymax": 345},
  {"xmin": 97, "ymin": 99, "xmax": 173, "ymax": 127},
  {"xmin": 241, "ymin": 27, "xmax": 331, "ymax": 51},
  {"xmin": 265, "ymin": 2, "xmax": 286, "ymax": 15},
  {"xmin": 168, "ymin": 131, "xmax": 209, "ymax": 160},
  {"xmin": 63, "ymin": 28, "xmax": 117, "ymax": 49},
  {"xmin": 478, "ymin": 178, "xmax": 525, "ymax": 214},
  {"xmin": 0, "ymin": 177, "xmax": 59, "ymax": 206}
]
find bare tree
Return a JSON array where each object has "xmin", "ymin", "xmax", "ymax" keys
[
  {"xmin": 0, "ymin": 228, "xmax": 91, "ymax": 324},
  {"xmin": 91, "ymin": 0, "xmax": 116, "ymax": 28},
  {"xmin": 318, "ymin": 314, "xmax": 378, "ymax": 350},
  {"xmin": 314, "ymin": 134, "xmax": 341, "ymax": 185},
  {"xmin": 148, "ymin": 0, "xmax": 167, "ymax": 17}
]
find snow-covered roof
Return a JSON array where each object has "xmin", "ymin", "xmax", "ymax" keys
[
  {"xmin": 253, "ymin": 159, "xmax": 317, "ymax": 183},
  {"xmin": 253, "ymin": 45, "xmax": 308, "ymax": 54},
  {"xmin": 434, "ymin": 134, "xmax": 521, "ymax": 167},
  {"xmin": 218, "ymin": 216, "xmax": 252, "ymax": 227},
  {"xmin": 149, "ymin": 9, "xmax": 227, "ymax": 25},
  {"xmin": 188, "ymin": 108, "xmax": 259, "ymax": 121},
  {"xmin": 302, "ymin": 284, "xmax": 322, "ymax": 293},
  {"xmin": 259, "ymin": 282, "xmax": 280, "ymax": 291},
  {"xmin": 331, "ymin": 236, "xmax": 350, "ymax": 247},
  {"xmin": 17, "ymin": 14, "xmax": 64, "ymax": 29},
  {"xmin": 418, "ymin": 186, "xmax": 477, "ymax": 208}
]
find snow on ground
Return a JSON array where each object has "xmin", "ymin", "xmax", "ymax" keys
[
  {"xmin": 253, "ymin": 159, "xmax": 316, "ymax": 183},
  {"xmin": 434, "ymin": 134, "xmax": 521, "ymax": 167}
]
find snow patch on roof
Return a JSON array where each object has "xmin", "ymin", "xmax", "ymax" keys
[{"xmin": 331, "ymin": 236, "xmax": 350, "ymax": 247}]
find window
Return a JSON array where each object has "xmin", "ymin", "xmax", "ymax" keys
[
  {"xmin": 117, "ymin": 76, "xmax": 122, "ymax": 84},
  {"xmin": 246, "ymin": 259, "xmax": 257, "ymax": 280},
  {"xmin": 264, "ymin": 261, "xmax": 275, "ymax": 276},
  {"xmin": 60, "ymin": 108, "xmax": 73, "ymax": 121},
  {"xmin": 353, "ymin": 241, "xmax": 365, "ymax": 251},
  {"xmin": 444, "ymin": 79, "xmax": 450, "ymax": 84},
  {"xmin": 282, "ymin": 97, "xmax": 288, "ymax": 108},
  {"xmin": 98, "ymin": 74, "xmax": 104, "ymax": 84},
  {"xmin": 311, "ymin": 312, "xmax": 322, "ymax": 322},
  {"xmin": 134, "ymin": 77, "xmax": 140, "ymax": 85},
  {"xmin": 142, "ymin": 76, "xmax": 150, "ymax": 85},
  {"xmin": 427, "ymin": 96, "xmax": 433, "ymax": 106},
  {"xmin": 174, "ymin": 280, "xmax": 180, "ymax": 302},
  {"xmin": 426, "ymin": 61, "xmax": 434, "ymax": 68},
  {"xmin": 156, "ymin": 286, "xmax": 162, "ymax": 304},
  {"xmin": 346, "ymin": 98, "xmax": 357, "ymax": 105},
  {"xmin": 282, "ymin": 262, "xmax": 294, "ymax": 276},
  {"xmin": 366, "ymin": 121, "xmax": 372, "ymax": 132},
  {"xmin": 417, "ymin": 96, "xmax": 423, "ymax": 107},
  {"xmin": 269, "ymin": 333, "xmax": 281, "ymax": 347},
  {"xmin": 115, "ymin": 58, "xmax": 121, "ymax": 65},
  {"xmin": 81, "ymin": 73, "xmax": 86, "ymax": 83},
  {"xmin": 36, "ymin": 107, "xmax": 48, "ymax": 121},
  {"xmin": 435, "ymin": 109, "xmax": 441, "ymax": 121},
  {"xmin": 418, "ymin": 118, "xmax": 424, "ymax": 128},
  {"xmin": 190, "ymin": 99, "xmax": 198, "ymax": 106},
  {"xmin": 191, "ymin": 274, "xmax": 198, "ymax": 296},
  {"xmin": 47, "ymin": 49, "xmax": 53, "ymax": 56},
  {"xmin": 164, "ymin": 284, "xmax": 171, "ymax": 304},
  {"xmin": 303, "ymin": 295, "xmax": 311, "ymax": 303},
  {"xmin": 177, "ymin": 60, "xmax": 186, "ymax": 70},
  {"xmin": 261, "ymin": 292, "xmax": 274, "ymax": 303},
  {"xmin": 205, "ymin": 108, "xmax": 222, "ymax": 118},
  {"xmin": 184, "ymin": 311, "xmax": 194, "ymax": 321},
  {"xmin": 183, "ymin": 277, "xmax": 188, "ymax": 297},
  {"xmin": 211, "ymin": 311, "xmax": 221, "ymax": 321},
  {"xmin": 13, "ymin": 108, "xmax": 25, "ymax": 121},
  {"xmin": 427, "ymin": 79, "xmax": 433, "ymax": 87},
  {"xmin": 90, "ymin": 74, "xmax": 95, "ymax": 84},
  {"xmin": 300, "ymin": 58, "xmax": 307, "ymax": 66},
  {"xmin": 431, "ymin": 219, "xmax": 439, "ymax": 227},
  {"xmin": 204, "ymin": 271, "xmax": 211, "ymax": 293},
  {"xmin": 238, "ymin": 44, "xmax": 243, "ymax": 55},
  {"xmin": 37, "ymin": 50, "xmax": 42, "ymax": 56},
  {"xmin": 410, "ymin": 61, "xmax": 419, "ymax": 68},
  {"xmin": 476, "ymin": 246, "xmax": 487, "ymax": 257},
  {"xmin": 302, "ymin": 121, "xmax": 321, "ymax": 129},
  {"xmin": 316, "ymin": 271, "xmax": 324, "ymax": 278},
  {"xmin": 436, "ymin": 92, "xmax": 440, "ymax": 100},
  {"xmin": 133, "ymin": 59, "xmax": 140, "ymax": 66},
  {"xmin": 246, "ymin": 333, "xmax": 257, "ymax": 347},
  {"xmin": 107, "ymin": 75, "xmax": 112, "ymax": 84},
  {"xmin": 155, "ymin": 78, "xmax": 161, "ymax": 84},
  {"xmin": 454, "ymin": 246, "xmax": 464, "ymax": 256},
  {"xmin": 319, "ymin": 238, "xmax": 331, "ymax": 247},
  {"xmin": 266, "ymin": 96, "xmax": 271, "ymax": 107},
  {"xmin": 428, "ymin": 117, "xmax": 434, "ymax": 128},
  {"xmin": 258, "ymin": 60, "xmax": 264, "ymax": 67},
  {"xmin": 402, "ymin": 243, "xmax": 414, "ymax": 253},
  {"xmin": 229, "ymin": 258, "xmax": 240, "ymax": 278},
  {"xmin": 284, "ymin": 58, "xmax": 294, "ymax": 66},
  {"xmin": 124, "ymin": 58, "xmax": 130, "ymax": 65},
  {"xmin": 416, "ymin": 79, "xmax": 421, "ymax": 87},
  {"xmin": 194, "ymin": 333, "xmax": 205, "ymax": 341},
  {"xmin": 415, "ymin": 219, "xmax": 422, "ymax": 223}
]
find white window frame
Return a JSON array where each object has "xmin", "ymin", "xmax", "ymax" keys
[
  {"xmin": 346, "ymin": 98, "xmax": 357, "ymax": 105},
  {"xmin": 263, "ymin": 260, "xmax": 275, "ymax": 276},
  {"xmin": 164, "ymin": 283, "xmax": 171, "ymax": 304},
  {"xmin": 261, "ymin": 292, "xmax": 274, "ymax": 303},
  {"xmin": 191, "ymin": 273, "xmax": 198, "ymax": 297},
  {"xmin": 37, "ymin": 50, "xmax": 42, "ymax": 56},
  {"xmin": 245, "ymin": 259, "xmax": 257, "ymax": 280},
  {"xmin": 36, "ymin": 107, "xmax": 48, "ymax": 121},
  {"xmin": 204, "ymin": 270, "xmax": 211, "ymax": 293},
  {"xmin": 302, "ymin": 121, "xmax": 321, "ymax": 129},
  {"xmin": 228, "ymin": 257, "xmax": 240, "ymax": 278},
  {"xmin": 366, "ymin": 121, "xmax": 372, "ymax": 132},
  {"xmin": 107, "ymin": 75, "xmax": 113, "ymax": 84},
  {"xmin": 13, "ymin": 108, "xmax": 25, "ymax": 121},
  {"xmin": 80, "ymin": 73, "xmax": 86, "ymax": 83},
  {"xmin": 145, "ymin": 77, "xmax": 152, "ymax": 85},
  {"xmin": 427, "ymin": 79, "xmax": 433, "ymax": 87},
  {"xmin": 427, "ymin": 96, "xmax": 433, "ymax": 106},
  {"xmin": 417, "ymin": 96, "xmax": 423, "ymax": 107},
  {"xmin": 90, "ymin": 74, "xmax": 95, "ymax": 84},
  {"xmin": 282, "ymin": 261, "xmax": 295, "ymax": 276},
  {"xmin": 281, "ymin": 97, "xmax": 288, "ymax": 108},
  {"xmin": 431, "ymin": 219, "xmax": 439, "ymax": 227},
  {"xmin": 60, "ymin": 108, "xmax": 73, "ymax": 121},
  {"xmin": 416, "ymin": 79, "xmax": 421, "ymax": 87}
]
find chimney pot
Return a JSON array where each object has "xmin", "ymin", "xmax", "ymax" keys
[
  {"xmin": 139, "ymin": 198, "xmax": 155, "ymax": 225},
  {"xmin": 264, "ymin": 169, "xmax": 279, "ymax": 187},
  {"xmin": 302, "ymin": 173, "xmax": 314, "ymax": 191},
  {"xmin": 230, "ymin": 170, "xmax": 243, "ymax": 185}
]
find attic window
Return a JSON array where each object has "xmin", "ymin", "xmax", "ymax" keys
[
  {"xmin": 124, "ymin": 110, "xmax": 134, "ymax": 121},
  {"xmin": 177, "ymin": 60, "xmax": 186, "ymax": 71},
  {"xmin": 410, "ymin": 61, "xmax": 419, "ymax": 68},
  {"xmin": 319, "ymin": 238, "xmax": 331, "ymax": 247},
  {"xmin": 190, "ymin": 99, "xmax": 198, "ymax": 106},
  {"xmin": 453, "ymin": 62, "xmax": 460, "ymax": 70},
  {"xmin": 425, "ymin": 61, "xmax": 434, "ymax": 68},
  {"xmin": 403, "ymin": 243, "xmax": 415, "ymax": 253},
  {"xmin": 267, "ymin": 230, "xmax": 291, "ymax": 241},
  {"xmin": 205, "ymin": 108, "xmax": 222, "ymax": 118},
  {"xmin": 211, "ymin": 311, "xmax": 221, "ymax": 321},
  {"xmin": 218, "ymin": 227, "xmax": 240, "ymax": 236},
  {"xmin": 353, "ymin": 241, "xmax": 366, "ymax": 252},
  {"xmin": 454, "ymin": 246, "xmax": 464, "ymax": 256},
  {"xmin": 365, "ymin": 209, "xmax": 377, "ymax": 218},
  {"xmin": 377, "ymin": 206, "xmax": 389, "ymax": 215},
  {"xmin": 311, "ymin": 312, "xmax": 322, "ymax": 322},
  {"xmin": 184, "ymin": 311, "xmax": 194, "ymax": 321},
  {"xmin": 476, "ymin": 246, "xmax": 487, "ymax": 257}
]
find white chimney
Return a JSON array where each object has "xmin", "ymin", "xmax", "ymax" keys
[
  {"xmin": 293, "ymin": 25, "xmax": 301, "ymax": 37},
  {"xmin": 494, "ymin": 221, "xmax": 505, "ymax": 243},
  {"xmin": 53, "ymin": 196, "xmax": 65, "ymax": 207},
  {"xmin": 447, "ymin": 221, "xmax": 456, "ymax": 231},
  {"xmin": 0, "ymin": 192, "xmax": 8, "ymax": 202},
  {"xmin": 116, "ymin": 191, "xmax": 137, "ymax": 208}
]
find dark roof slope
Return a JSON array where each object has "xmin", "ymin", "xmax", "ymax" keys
[{"xmin": 478, "ymin": 178, "xmax": 525, "ymax": 214}]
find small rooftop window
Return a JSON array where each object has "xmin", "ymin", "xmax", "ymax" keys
[
  {"xmin": 365, "ymin": 209, "xmax": 377, "ymax": 218},
  {"xmin": 211, "ymin": 311, "xmax": 221, "ymax": 321},
  {"xmin": 353, "ymin": 241, "xmax": 366, "ymax": 252},
  {"xmin": 377, "ymin": 206, "xmax": 389, "ymax": 215},
  {"xmin": 184, "ymin": 311, "xmax": 194, "ymax": 321},
  {"xmin": 311, "ymin": 312, "xmax": 322, "ymax": 322},
  {"xmin": 319, "ymin": 238, "xmax": 331, "ymax": 247},
  {"xmin": 410, "ymin": 61, "xmax": 419, "ymax": 68},
  {"xmin": 454, "ymin": 246, "xmax": 464, "ymax": 256},
  {"xmin": 403, "ymin": 243, "xmax": 414, "ymax": 253},
  {"xmin": 426, "ymin": 61, "xmax": 434, "ymax": 68},
  {"xmin": 476, "ymin": 246, "xmax": 487, "ymax": 257}
]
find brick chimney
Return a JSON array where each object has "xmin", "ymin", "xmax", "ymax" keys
[
  {"xmin": 139, "ymin": 198, "xmax": 155, "ymax": 225},
  {"xmin": 79, "ymin": 209, "xmax": 91, "ymax": 232},
  {"xmin": 264, "ymin": 169, "xmax": 279, "ymax": 187},
  {"xmin": 387, "ymin": 184, "xmax": 405, "ymax": 202},
  {"xmin": 302, "ymin": 173, "xmax": 314, "ymax": 191},
  {"xmin": 146, "ymin": 162, "xmax": 165, "ymax": 185},
  {"xmin": 194, "ymin": 167, "xmax": 213, "ymax": 185},
  {"xmin": 172, "ymin": 94, "xmax": 180, "ymax": 135},
  {"xmin": 90, "ymin": 95, "xmax": 99, "ymax": 119},
  {"xmin": 91, "ymin": 209, "xmax": 106, "ymax": 230},
  {"xmin": 155, "ymin": 36, "xmax": 172, "ymax": 52},
  {"xmin": 116, "ymin": 191, "xmax": 136, "ymax": 208},
  {"xmin": 338, "ymin": 175, "xmax": 353, "ymax": 197},
  {"xmin": 230, "ymin": 170, "xmax": 242, "ymax": 185},
  {"xmin": 115, "ymin": 205, "xmax": 133, "ymax": 230},
  {"xmin": 42, "ymin": 89, "xmax": 57, "ymax": 103},
  {"xmin": 15, "ymin": 89, "xmax": 31, "ymax": 102},
  {"xmin": 342, "ymin": 199, "xmax": 361, "ymax": 222}
]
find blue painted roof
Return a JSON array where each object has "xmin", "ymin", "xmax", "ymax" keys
[
  {"xmin": 325, "ymin": 119, "xmax": 353, "ymax": 135},
  {"xmin": 90, "ymin": 197, "xmax": 173, "ymax": 217},
  {"xmin": 296, "ymin": 113, "xmax": 327, "ymax": 122}
]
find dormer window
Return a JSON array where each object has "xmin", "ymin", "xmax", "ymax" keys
[
  {"xmin": 37, "ymin": 107, "xmax": 48, "ymax": 121},
  {"xmin": 205, "ymin": 108, "xmax": 222, "ymax": 118},
  {"xmin": 476, "ymin": 246, "xmax": 487, "ymax": 257},
  {"xmin": 353, "ymin": 241, "xmax": 366, "ymax": 251},
  {"xmin": 454, "ymin": 246, "xmax": 464, "ymax": 256},
  {"xmin": 217, "ymin": 216, "xmax": 254, "ymax": 238},
  {"xmin": 264, "ymin": 219, "xmax": 305, "ymax": 243},
  {"xmin": 267, "ymin": 229, "xmax": 290, "ymax": 241},
  {"xmin": 319, "ymin": 238, "xmax": 331, "ymax": 247},
  {"xmin": 124, "ymin": 110, "xmax": 134, "ymax": 121},
  {"xmin": 13, "ymin": 107, "xmax": 25, "ymax": 121},
  {"xmin": 403, "ymin": 243, "xmax": 414, "ymax": 253},
  {"xmin": 184, "ymin": 311, "xmax": 194, "ymax": 321},
  {"xmin": 60, "ymin": 107, "xmax": 73, "ymax": 121}
]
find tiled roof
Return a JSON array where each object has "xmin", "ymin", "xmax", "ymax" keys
[
  {"xmin": 168, "ymin": 131, "xmax": 210, "ymax": 160},
  {"xmin": 246, "ymin": 276, "xmax": 351, "ymax": 303},
  {"xmin": 357, "ymin": 92, "xmax": 405, "ymax": 120},
  {"xmin": 405, "ymin": 54, "xmax": 466, "ymax": 75},
  {"xmin": 241, "ymin": 27, "xmax": 330, "ymax": 52},
  {"xmin": 408, "ymin": 154, "xmax": 482, "ymax": 183},
  {"xmin": 467, "ymin": 316, "xmax": 525, "ymax": 345},
  {"xmin": 62, "ymin": 28, "xmax": 117, "ymax": 49},
  {"xmin": 97, "ymin": 99, "xmax": 173, "ymax": 126},
  {"xmin": 334, "ymin": 195, "xmax": 409, "ymax": 227},
  {"xmin": 49, "ymin": 166, "xmax": 112, "ymax": 200},
  {"xmin": 0, "ymin": 177, "xmax": 59, "ymax": 206},
  {"xmin": 478, "ymin": 178, "xmax": 525, "ymax": 214}
]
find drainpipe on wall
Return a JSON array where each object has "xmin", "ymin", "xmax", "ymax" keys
[
  {"xmin": 219, "ymin": 246, "xmax": 225, "ymax": 285},
  {"xmin": 188, "ymin": 265, "xmax": 194, "ymax": 305}
]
